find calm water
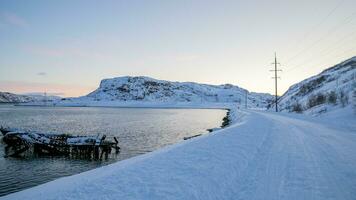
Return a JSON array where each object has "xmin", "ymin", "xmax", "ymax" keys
[{"xmin": 0, "ymin": 104, "xmax": 226, "ymax": 196}]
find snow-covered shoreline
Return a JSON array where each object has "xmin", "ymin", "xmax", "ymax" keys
[
  {"xmin": 1, "ymin": 103, "xmax": 241, "ymax": 197},
  {"xmin": 2, "ymin": 103, "xmax": 355, "ymax": 200},
  {"xmin": 16, "ymin": 102, "xmax": 239, "ymax": 131},
  {"xmin": 17, "ymin": 102, "xmax": 240, "ymax": 129},
  {"xmin": 19, "ymin": 101, "xmax": 235, "ymax": 109}
]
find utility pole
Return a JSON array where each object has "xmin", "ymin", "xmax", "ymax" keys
[{"xmin": 270, "ymin": 52, "xmax": 282, "ymax": 112}]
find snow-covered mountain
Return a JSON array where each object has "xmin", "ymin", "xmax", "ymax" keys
[
  {"xmin": 0, "ymin": 92, "xmax": 33, "ymax": 103},
  {"xmin": 25, "ymin": 94, "xmax": 62, "ymax": 102},
  {"xmin": 274, "ymin": 56, "xmax": 356, "ymax": 114},
  {"xmin": 61, "ymin": 76, "xmax": 274, "ymax": 108},
  {"xmin": 0, "ymin": 92, "xmax": 61, "ymax": 103}
]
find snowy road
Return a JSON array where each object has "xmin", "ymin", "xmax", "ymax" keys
[
  {"xmin": 2, "ymin": 109, "xmax": 356, "ymax": 200},
  {"xmin": 235, "ymin": 111, "xmax": 356, "ymax": 200}
]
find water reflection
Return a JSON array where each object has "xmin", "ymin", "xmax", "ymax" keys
[{"xmin": 0, "ymin": 105, "xmax": 226, "ymax": 196}]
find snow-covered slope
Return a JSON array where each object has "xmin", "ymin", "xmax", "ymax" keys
[
  {"xmin": 275, "ymin": 56, "xmax": 356, "ymax": 114},
  {"xmin": 25, "ymin": 94, "xmax": 61, "ymax": 102},
  {"xmin": 0, "ymin": 92, "xmax": 61, "ymax": 103},
  {"xmin": 60, "ymin": 76, "xmax": 273, "ymax": 109},
  {"xmin": 0, "ymin": 92, "xmax": 33, "ymax": 103}
]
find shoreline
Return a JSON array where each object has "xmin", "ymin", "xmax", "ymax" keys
[
  {"xmin": 4, "ymin": 107, "xmax": 354, "ymax": 199},
  {"xmin": 15, "ymin": 101, "xmax": 237, "ymax": 133},
  {"xmin": 1, "ymin": 103, "xmax": 241, "ymax": 199},
  {"xmin": 12, "ymin": 102, "xmax": 234, "ymax": 139},
  {"xmin": 15, "ymin": 104, "xmax": 229, "ymax": 110},
  {"xmin": 16, "ymin": 101, "xmax": 233, "ymax": 109},
  {"xmin": 0, "ymin": 105, "xmax": 246, "ymax": 200}
]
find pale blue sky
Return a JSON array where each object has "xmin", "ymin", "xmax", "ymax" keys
[{"xmin": 0, "ymin": 0, "xmax": 355, "ymax": 97}]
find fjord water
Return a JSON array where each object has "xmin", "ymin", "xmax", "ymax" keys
[{"xmin": 0, "ymin": 104, "xmax": 226, "ymax": 196}]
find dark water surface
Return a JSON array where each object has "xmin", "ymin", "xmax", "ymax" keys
[{"xmin": 0, "ymin": 104, "xmax": 226, "ymax": 196}]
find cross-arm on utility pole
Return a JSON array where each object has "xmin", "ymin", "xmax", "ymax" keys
[{"xmin": 270, "ymin": 52, "xmax": 282, "ymax": 112}]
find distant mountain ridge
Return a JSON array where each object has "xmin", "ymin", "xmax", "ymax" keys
[
  {"xmin": 61, "ymin": 76, "xmax": 274, "ymax": 108},
  {"xmin": 0, "ymin": 92, "xmax": 61, "ymax": 103},
  {"xmin": 0, "ymin": 92, "xmax": 33, "ymax": 103},
  {"xmin": 274, "ymin": 56, "xmax": 356, "ymax": 114}
]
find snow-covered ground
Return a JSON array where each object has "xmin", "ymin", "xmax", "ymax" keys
[
  {"xmin": 0, "ymin": 92, "xmax": 61, "ymax": 103},
  {"xmin": 0, "ymin": 92, "xmax": 33, "ymax": 103},
  {"xmin": 2, "ymin": 104, "xmax": 355, "ymax": 200},
  {"xmin": 274, "ymin": 56, "xmax": 355, "ymax": 114}
]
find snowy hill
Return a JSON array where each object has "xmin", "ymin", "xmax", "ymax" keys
[
  {"xmin": 0, "ymin": 92, "xmax": 61, "ymax": 103},
  {"xmin": 0, "ymin": 92, "xmax": 33, "ymax": 103},
  {"xmin": 60, "ymin": 76, "xmax": 273, "ymax": 109},
  {"xmin": 274, "ymin": 56, "xmax": 356, "ymax": 114},
  {"xmin": 25, "ymin": 94, "xmax": 61, "ymax": 102}
]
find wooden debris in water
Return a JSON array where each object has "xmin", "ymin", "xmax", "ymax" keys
[
  {"xmin": 0, "ymin": 126, "xmax": 120, "ymax": 159},
  {"xmin": 183, "ymin": 134, "xmax": 202, "ymax": 140}
]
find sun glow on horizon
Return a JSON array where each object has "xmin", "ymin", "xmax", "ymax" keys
[{"xmin": 1, "ymin": 0, "xmax": 355, "ymax": 96}]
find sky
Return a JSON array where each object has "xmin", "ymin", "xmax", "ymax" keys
[{"xmin": 0, "ymin": 0, "xmax": 356, "ymax": 97}]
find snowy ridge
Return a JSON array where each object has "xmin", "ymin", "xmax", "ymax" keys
[
  {"xmin": 0, "ymin": 92, "xmax": 33, "ymax": 103},
  {"xmin": 0, "ymin": 92, "xmax": 61, "ymax": 103},
  {"xmin": 58, "ymin": 76, "xmax": 273, "ymax": 109},
  {"xmin": 274, "ymin": 56, "xmax": 356, "ymax": 114},
  {"xmin": 25, "ymin": 94, "xmax": 61, "ymax": 102}
]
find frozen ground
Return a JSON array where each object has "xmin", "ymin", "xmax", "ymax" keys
[{"xmin": 1, "ymin": 105, "xmax": 355, "ymax": 200}]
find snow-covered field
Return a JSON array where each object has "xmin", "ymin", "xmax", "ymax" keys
[{"xmin": 2, "ymin": 103, "xmax": 355, "ymax": 200}]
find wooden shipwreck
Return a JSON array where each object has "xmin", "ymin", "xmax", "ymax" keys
[{"xmin": 0, "ymin": 126, "xmax": 120, "ymax": 159}]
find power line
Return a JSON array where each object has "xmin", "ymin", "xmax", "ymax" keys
[
  {"xmin": 285, "ymin": 0, "xmax": 345, "ymax": 52},
  {"xmin": 310, "ymin": 46, "xmax": 356, "ymax": 69},
  {"xmin": 285, "ymin": 46, "xmax": 356, "ymax": 75},
  {"xmin": 285, "ymin": 28, "xmax": 356, "ymax": 73},
  {"xmin": 286, "ymin": 22, "xmax": 356, "ymax": 66},
  {"xmin": 284, "ymin": 10, "xmax": 356, "ymax": 65},
  {"xmin": 284, "ymin": 30, "xmax": 356, "ymax": 73},
  {"xmin": 270, "ymin": 53, "xmax": 282, "ymax": 112},
  {"xmin": 315, "ymin": 26, "xmax": 356, "ymax": 54}
]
